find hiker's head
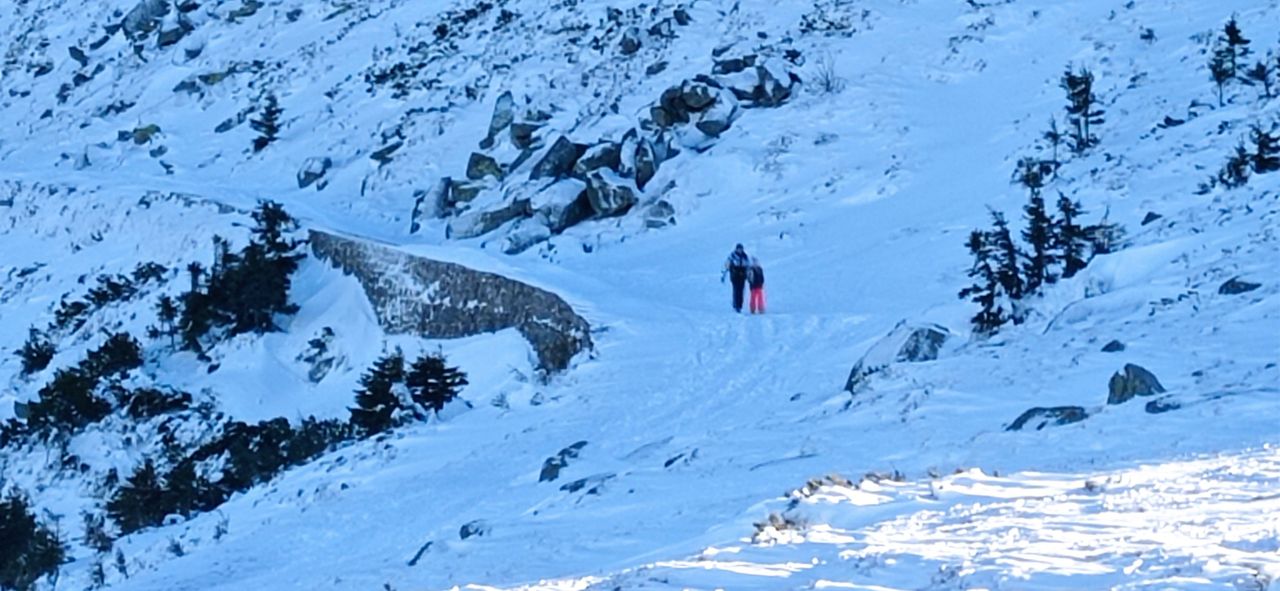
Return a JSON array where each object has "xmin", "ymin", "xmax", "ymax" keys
[{"xmin": 735, "ymin": 243, "xmax": 745, "ymax": 253}]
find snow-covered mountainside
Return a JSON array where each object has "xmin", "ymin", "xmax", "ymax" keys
[{"xmin": 1, "ymin": 0, "xmax": 1278, "ymax": 589}]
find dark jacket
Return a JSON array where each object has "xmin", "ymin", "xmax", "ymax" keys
[
  {"xmin": 725, "ymin": 250, "xmax": 749, "ymax": 282},
  {"xmin": 747, "ymin": 265, "xmax": 765, "ymax": 289}
]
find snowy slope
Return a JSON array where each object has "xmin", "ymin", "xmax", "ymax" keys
[{"xmin": 1, "ymin": 0, "xmax": 1279, "ymax": 590}]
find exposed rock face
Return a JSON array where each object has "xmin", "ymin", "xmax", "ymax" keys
[
  {"xmin": 573, "ymin": 142, "xmax": 622, "ymax": 177},
  {"xmin": 310, "ymin": 230, "xmax": 592, "ymax": 372},
  {"xmin": 585, "ymin": 171, "xmax": 638, "ymax": 217},
  {"xmin": 466, "ymin": 152, "xmax": 503, "ymax": 181},
  {"xmin": 1219, "ymin": 277, "xmax": 1261, "ymax": 295},
  {"xmin": 1106, "ymin": 363, "xmax": 1166, "ymax": 405},
  {"xmin": 446, "ymin": 199, "xmax": 530, "ymax": 239},
  {"xmin": 845, "ymin": 322, "xmax": 950, "ymax": 392},
  {"xmin": 1101, "ymin": 340, "xmax": 1126, "ymax": 352},
  {"xmin": 1007, "ymin": 406, "xmax": 1088, "ymax": 431},
  {"xmin": 532, "ymin": 180, "xmax": 593, "ymax": 234}
]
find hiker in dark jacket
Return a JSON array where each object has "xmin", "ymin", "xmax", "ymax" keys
[
  {"xmin": 747, "ymin": 257, "xmax": 766, "ymax": 314},
  {"xmin": 721, "ymin": 244, "xmax": 750, "ymax": 312}
]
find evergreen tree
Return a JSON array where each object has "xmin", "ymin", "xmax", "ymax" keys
[
  {"xmin": 83, "ymin": 333, "xmax": 142, "ymax": 379},
  {"xmin": 1222, "ymin": 17, "xmax": 1251, "ymax": 74},
  {"xmin": 1250, "ymin": 124, "xmax": 1280, "ymax": 173},
  {"xmin": 987, "ymin": 210, "xmax": 1025, "ymax": 306},
  {"xmin": 27, "ymin": 367, "xmax": 111, "ymax": 431},
  {"xmin": 1054, "ymin": 195, "xmax": 1090, "ymax": 278},
  {"xmin": 406, "ymin": 353, "xmax": 468, "ymax": 415},
  {"xmin": 250, "ymin": 94, "xmax": 282, "ymax": 152},
  {"xmin": 178, "ymin": 262, "xmax": 213, "ymax": 352},
  {"xmin": 1209, "ymin": 44, "xmax": 1235, "ymax": 107},
  {"xmin": 1218, "ymin": 142, "xmax": 1252, "ymax": 188},
  {"xmin": 1021, "ymin": 191, "xmax": 1058, "ymax": 292},
  {"xmin": 156, "ymin": 295, "xmax": 179, "ymax": 346},
  {"xmin": 0, "ymin": 489, "xmax": 66, "ymax": 591},
  {"xmin": 15, "ymin": 328, "xmax": 55, "ymax": 376},
  {"xmin": 81, "ymin": 512, "xmax": 113, "ymax": 554},
  {"xmin": 1244, "ymin": 57, "xmax": 1274, "ymax": 100},
  {"xmin": 958, "ymin": 230, "xmax": 1007, "ymax": 335},
  {"xmin": 1061, "ymin": 66, "xmax": 1104, "ymax": 152},
  {"xmin": 106, "ymin": 460, "xmax": 168, "ymax": 534},
  {"xmin": 1042, "ymin": 118, "xmax": 1064, "ymax": 163},
  {"xmin": 349, "ymin": 351, "xmax": 406, "ymax": 436}
]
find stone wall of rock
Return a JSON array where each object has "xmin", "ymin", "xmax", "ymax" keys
[{"xmin": 309, "ymin": 230, "xmax": 592, "ymax": 372}]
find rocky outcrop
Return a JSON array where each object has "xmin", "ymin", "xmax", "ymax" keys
[
  {"xmin": 1219, "ymin": 277, "xmax": 1261, "ymax": 295},
  {"xmin": 1106, "ymin": 363, "xmax": 1166, "ymax": 405},
  {"xmin": 845, "ymin": 322, "xmax": 950, "ymax": 392},
  {"xmin": 296, "ymin": 157, "xmax": 331, "ymax": 190},
  {"xmin": 1006, "ymin": 406, "xmax": 1088, "ymax": 431},
  {"xmin": 309, "ymin": 230, "xmax": 592, "ymax": 372},
  {"xmin": 530, "ymin": 136, "xmax": 586, "ymax": 181},
  {"xmin": 539, "ymin": 441, "xmax": 588, "ymax": 482}
]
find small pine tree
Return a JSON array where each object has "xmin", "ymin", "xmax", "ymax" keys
[
  {"xmin": 27, "ymin": 368, "xmax": 111, "ymax": 431},
  {"xmin": 1250, "ymin": 124, "xmax": 1280, "ymax": 173},
  {"xmin": 1061, "ymin": 66, "xmax": 1104, "ymax": 152},
  {"xmin": 987, "ymin": 210, "xmax": 1025, "ymax": 305},
  {"xmin": 349, "ymin": 351, "xmax": 406, "ymax": 436},
  {"xmin": 1054, "ymin": 195, "xmax": 1090, "ymax": 278},
  {"xmin": 1209, "ymin": 44, "xmax": 1235, "ymax": 107},
  {"xmin": 406, "ymin": 353, "xmax": 468, "ymax": 415},
  {"xmin": 1244, "ymin": 57, "xmax": 1274, "ymax": 100},
  {"xmin": 250, "ymin": 94, "xmax": 282, "ymax": 152},
  {"xmin": 1042, "ymin": 118, "xmax": 1064, "ymax": 163},
  {"xmin": 0, "ymin": 489, "xmax": 66, "ymax": 591},
  {"xmin": 1021, "ymin": 191, "xmax": 1058, "ymax": 292},
  {"xmin": 1222, "ymin": 17, "xmax": 1251, "ymax": 73},
  {"xmin": 15, "ymin": 328, "xmax": 56, "ymax": 376},
  {"xmin": 958, "ymin": 230, "xmax": 1007, "ymax": 335},
  {"xmin": 1218, "ymin": 142, "xmax": 1252, "ymax": 188},
  {"xmin": 106, "ymin": 460, "xmax": 169, "ymax": 535},
  {"xmin": 83, "ymin": 333, "xmax": 143, "ymax": 379},
  {"xmin": 156, "ymin": 295, "xmax": 179, "ymax": 346}
]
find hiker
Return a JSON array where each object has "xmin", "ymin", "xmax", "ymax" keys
[
  {"xmin": 747, "ymin": 257, "xmax": 766, "ymax": 314},
  {"xmin": 722, "ymin": 244, "xmax": 750, "ymax": 312}
]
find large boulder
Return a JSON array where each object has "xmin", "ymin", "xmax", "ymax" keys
[
  {"xmin": 532, "ymin": 180, "xmax": 592, "ymax": 233},
  {"xmin": 634, "ymin": 138, "xmax": 659, "ymax": 190},
  {"xmin": 122, "ymin": 0, "xmax": 170, "ymax": 41},
  {"xmin": 585, "ymin": 171, "xmax": 638, "ymax": 217},
  {"xmin": 480, "ymin": 91, "xmax": 516, "ymax": 149},
  {"xmin": 694, "ymin": 89, "xmax": 740, "ymax": 138},
  {"xmin": 1007, "ymin": 407, "xmax": 1088, "ymax": 431},
  {"xmin": 503, "ymin": 220, "xmax": 552, "ymax": 254},
  {"xmin": 410, "ymin": 178, "xmax": 452, "ymax": 233},
  {"xmin": 1106, "ymin": 363, "xmax": 1166, "ymax": 405},
  {"xmin": 446, "ymin": 198, "xmax": 530, "ymax": 239},
  {"xmin": 296, "ymin": 156, "xmax": 331, "ymax": 190},
  {"xmin": 447, "ymin": 179, "xmax": 485, "ymax": 205},
  {"xmin": 845, "ymin": 322, "xmax": 950, "ymax": 392},
  {"xmin": 466, "ymin": 152, "xmax": 503, "ymax": 181},
  {"xmin": 645, "ymin": 199, "xmax": 676, "ymax": 228},
  {"xmin": 573, "ymin": 141, "xmax": 622, "ymax": 177},
  {"xmin": 530, "ymin": 136, "xmax": 587, "ymax": 181},
  {"xmin": 619, "ymin": 27, "xmax": 642, "ymax": 55},
  {"xmin": 1218, "ymin": 277, "xmax": 1261, "ymax": 295},
  {"xmin": 510, "ymin": 122, "xmax": 542, "ymax": 150}
]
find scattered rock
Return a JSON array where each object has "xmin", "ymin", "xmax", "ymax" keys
[
  {"xmin": 619, "ymin": 27, "xmax": 643, "ymax": 55},
  {"xmin": 1158, "ymin": 115, "xmax": 1185, "ymax": 128},
  {"xmin": 586, "ymin": 171, "xmax": 638, "ymax": 217},
  {"xmin": 502, "ymin": 220, "xmax": 552, "ymax": 254},
  {"xmin": 645, "ymin": 200, "xmax": 676, "ymax": 229},
  {"xmin": 845, "ymin": 322, "xmax": 950, "ymax": 392},
  {"xmin": 446, "ymin": 199, "xmax": 530, "ymax": 239},
  {"xmin": 1007, "ymin": 406, "xmax": 1088, "ymax": 431},
  {"xmin": 1101, "ymin": 340, "xmax": 1126, "ymax": 353},
  {"xmin": 539, "ymin": 441, "xmax": 588, "ymax": 482},
  {"xmin": 509, "ymin": 122, "xmax": 541, "ymax": 150},
  {"xmin": 694, "ymin": 90, "xmax": 739, "ymax": 137},
  {"xmin": 459, "ymin": 520, "xmax": 490, "ymax": 540},
  {"xmin": 1107, "ymin": 363, "xmax": 1166, "ymax": 405},
  {"xmin": 296, "ymin": 156, "xmax": 332, "ymax": 190},
  {"xmin": 122, "ymin": 0, "xmax": 170, "ymax": 41},
  {"xmin": 1145, "ymin": 397, "xmax": 1181, "ymax": 414},
  {"xmin": 559, "ymin": 473, "xmax": 614, "ymax": 494},
  {"xmin": 1218, "ymin": 277, "xmax": 1261, "ymax": 295},
  {"xmin": 533, "ymin": 181, "xmax": 593, "ymax": 233},
  {"xmin": 1140, "ymin": 211, "xmax": 1162, "ymax": 225},
  {"xmin": 634, "ymin": 138, "xmax": 658, "ymax": 190},
  {"xmin": 466, "ymin": 152, "xmax": 503, "ymax": 181},
  {"xmin": 481, "ymin": 91, "xmax": 515, "ymax": 149},
  {"xmin": 646, "ymin": 61, "xmax": 668, "ymax": 76},
  {"xmin": 573, "ymin": 141, "xmax": 622, "ymax": 177},
  {"xmin": 410, "ymin": 178, "xmax": 452, "ymax": 232},
  {"xmin": 68, "ymin": 46, "xmax": 88, "ymax": 68},
  {"xmin": 447, "ymin": 179, "xmax": 485, "ymax": 205},
  {"xmin": 369, "ymin": 142, "xmax": 403, "ymax": 165},
  {"xmin": 130, "ymin": 124, "xmax": 162, "ymax": 144},
  {"xmin": 713, "ymin": 55, "xmax": 757, "ymax": 75},
  {"xmin": 530, "ymin": 136, "xmax": 587, "ymax": 181}
]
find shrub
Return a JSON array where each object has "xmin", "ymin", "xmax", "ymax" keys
[
  {"xmin": 0, "ymin": 490, "xmax": 66, "ymax": 591},
  {"xmin": 15, "ymin": 329, "xmax": 55, "ymax": 376}
]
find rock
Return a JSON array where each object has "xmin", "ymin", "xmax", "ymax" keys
[
  {"xmin": 673, "ymin": 8, "xmax": 692, "ymax": 26},
  {"xmin": 753, "ymin": 62, "xmax": 796, "ymax": 107},
  {"xmin": 502, "ymin": 220, "xmax": 552, "ymax": 254},
  {"xmin": 560, "ymin": 473, "xmax": 614, "ymax": 494},
  {"xmin": 533, "ymin": 180, "xmax": 593, "ymax": 233},
  {"xmin": 1145, "ymin": 398, "xmax": 1181, "ymax": 414},
  {"xmin": 369, "ymin": 142, "xmax": 403, "ymax": 165},
  {"xmin": 539, "ymin": 441, "xmax": 588, "ymax": 482},
  {"xmin": 1007, "ymin": 406, "xmax": 1088, "ymax": 431},
  {"xmin": 68, "ymin": 47, "xmax": 88, "ymax": 68},
  {"xmin": 466, "ymin": 152, "xmax": 503, "ymax": 181},
  {"xmin": 227, "ymin": 0, "xmax": 263, "ymax": 20},
  {"xmin": 459, "ymin": 520, "xmax": 490, "ymax": 540},
  {"xmin": 650, "ymin": 105, "xmax": 683, "ymax": 129},
  {"xmin": 694, "ymin": 90, "xmax": 739, "ymax": 138},
  {"xmin": 585, "ymin": 171, "xmax": 638, "ymax": 218},
  {"xmin": 646, "ymin": 61, "xmax": 668, "ymax": 76},
  {"xmin": 1101, "ymin": 340, "xmax": 1125, "ymax": 353},
  {"xmin": 122, "ymin": 0, "xmax": 170, "ymax": 41},
  {"xmin": 1106, "ymin": 363, "xmax": 1166, "ymax": 405},
  {"xmin": 481, "ymin": 91, "xmax": 516, "ymax": 149},
  {"xmin": 573, "ymin": 142, "xmax": 621, "ymax": 177},
  {"xmin": 447, "ymin": 179, "xmax": 484, "ymax": 205},
  {"xmin": 509, "ymin": 122, "xmax": 541, "ymax": 150},
  {"xmin": 845, "ymin": 322, "xmax": 950, "ymax": 392},
  {"xmin": 131, "ymin": 124, "xmax": 161, "ymax": 144},
  {"xmin": 156, "ymin": 14, "xmax": 189, "ymax": 48},
  {"xmin": 680, "ymin": 81, "xmax": 717, "ymax": 111},
  {"xmin": 645, "ymin": 199, "xmax": 676, "ymax": 228},
  {"xmin": 173, "ymin": 79, "xmax": 201, "ymax": 94},
  {"xmin": 446, "ymin": 198, "xmax": 530, "ymax": 239},
  {"xmin": 1141, "ymin": 211, "xmax": 1162, "ymax": 225},
  {"xmin": 530, "ymin": 136, "xmax": 587, "ymax": 181},
  {"xmin": 1158, "ymin": 115, "xmax": 1185, "ymax": 128},
  {"xmin": 713, "ymin": 55, "xmax": 757, "ymax": 75},
  {"xmin": 619, "ymin": 27, "xmax": 642, "ymax": 55},
  {"xmin": 409, "ymin": 179, "xmax": 450, "ymax": 233},
  {"xmin": 634, "ymin": 138, "xmax": 658, "ymax": 190},
  {"xmin": 296, "ymin": 156, "xmax": 331, "ymax": 190},
  {"xmin": 1218, "ymin": 277, "xmax": 1261, "ymax": 295}
]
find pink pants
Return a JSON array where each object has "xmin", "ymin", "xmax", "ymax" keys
[{"xmin": 749, "ymin": 288, "xmax": 766, "ymax": 314}]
